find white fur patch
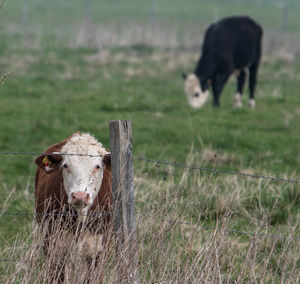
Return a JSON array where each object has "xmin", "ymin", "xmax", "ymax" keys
[
  {"xmin": 248, "ymin": 99, "xmax": 256, "ymax": 108},
  {"xmin": 184, "ymin": 74, "xmax": 209, "ymax": 108},
  {"xmin": 60, "ymin": 133, "xmax": 109, "ymax": 216},
  {"xmin": 234, "ymin": 93, "xmax": 243, "ymax": 108},
  {"xmin": 65, "ymin": 133, "xmax": 108, "ymax": 156}
]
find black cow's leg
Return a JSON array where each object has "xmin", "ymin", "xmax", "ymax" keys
[
  {"xmin": 249, "ymin": 63, "xmax": 259, "ymax": 99},
  {"xmin": 248, "ymin": 37, "xmax": 261, "ymax": 108},
  {"xmin": 212, "ymin": 71, "xmax": 231, "ymax": 107},
  {"xmin": 248, "ymin": 61, "xmax": 259, "ymax": 108},
  {"xmin": 234, "ymin": 70, "xmax": 246, "ymax": 107},
  {"xmin": 237, "ymin": 70, "xmax": 246, "ymax": 94}
]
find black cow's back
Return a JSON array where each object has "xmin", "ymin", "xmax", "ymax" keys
[
  {"xmin": 191, "ymin": 16, "xmax": 263, "ymax": 107},
  {"xmin": 204, "ymin": 16, "xmax": 262, "ymax": 69}
]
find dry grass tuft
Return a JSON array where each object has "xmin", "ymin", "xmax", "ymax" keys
[
  {"xmin": 1, "ymin": 160, "xmax": 299, "ymax": 283},
  {"xmin": 201, "ymin": 148, "xmax": 238, "ymax": 166}
]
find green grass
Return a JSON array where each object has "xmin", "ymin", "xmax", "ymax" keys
[
  {"xmin": 0, "ymin": 0, "xmax": 300, "ymax": 282},
  {"xmin": 0, "ymin": 46, "xmax": 299, "ymax": 182}
]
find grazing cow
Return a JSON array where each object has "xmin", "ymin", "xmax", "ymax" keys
[
  {"xmin": 34, "ymin": 132, "xmax": 112, "ymax": 283},
  {"xmin": 183, "ymin": 16, "xmax": 263, "ymax": 108}
]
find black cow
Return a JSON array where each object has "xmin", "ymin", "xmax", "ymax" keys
[{"xmin": 183, "ymin": 16, "xmax": 263, "ymax": 108}]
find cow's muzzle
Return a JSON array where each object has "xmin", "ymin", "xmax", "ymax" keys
[{"xmin": 71, "ymin": 192, "xmax": 90, "ymax": 205}]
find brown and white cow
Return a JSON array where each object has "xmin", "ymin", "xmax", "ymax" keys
[{"xmin": 34, "ymin": 132, "xmax": 112, "ymax": 283}]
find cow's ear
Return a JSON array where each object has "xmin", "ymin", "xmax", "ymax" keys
[
  {"xmin": 103, "ymin": 153, "xmax": 111, "ymax": 171},
  {"xmin": 182, "ymin": 73, "xmax": 187, "ymax": 80},
  {"xmin": 35, "ymin": 153, "xmax": 63, "ymax": 173}
]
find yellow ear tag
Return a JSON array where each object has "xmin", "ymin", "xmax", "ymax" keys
[
  {"xmin": 42, "ymin": 156, "xmax": 51, "ymax": 167},
  {"xmin": 207, "ymin": 79, "xmax": 212, "ymax": 84}
]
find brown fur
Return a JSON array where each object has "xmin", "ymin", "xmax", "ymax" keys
[{"xmin": 34, "ymin": 133, "xmax": 113, "ymax": 283}]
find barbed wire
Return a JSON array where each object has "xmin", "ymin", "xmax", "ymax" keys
[
  {"xmin": 0, "ymin": 150, "xmax": 299, "ymax": 264},
  {"xmin": 133, "ymin": 156, "xmax": 300, "ymax": 184},
  {"xmin": 172, "ymin": 220, "xmax": 300, "ymax": 241},
  {"xmin": 0, "ymin": 211, "xmax": 110, "ymax": 218},
  {"xmin": 0, "ymin": 151, "xmax": 104, "ymax": 158},
  {"xmin": 0, "ymin": 150, "xmax": 299, "ymax": 183},
  {"xmin": 1, "ymin": 210, "xmax": 299, "ymax": 242},
  {"xmin": 0, "ymin": 232, "xmax": 299, "ymax": 263}
]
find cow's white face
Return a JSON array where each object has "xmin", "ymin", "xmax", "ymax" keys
[
  {"xmin": 184, "ymin": 74, "xmax": 209, "ymax": 108},
  {"xmin": 60, "ymin": 134, "xmax": 109, "ymax": 213},
  {"xmin": 61, "ymin": 152, "xmax": 104, "ymax": 209},
  {"xmin": 36, "ymin": 133, "xmax": 110, "ymax": 216}
]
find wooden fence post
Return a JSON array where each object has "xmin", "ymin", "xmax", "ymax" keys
[{"xmin": 109, "ymin": 120, "xmax": 140, "ymax": 284}]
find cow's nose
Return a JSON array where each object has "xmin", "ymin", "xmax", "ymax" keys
[{"xmin": 71, "ymin": 192, "xmax": 89, "ymax": 205}]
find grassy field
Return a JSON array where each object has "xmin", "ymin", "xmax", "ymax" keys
[{"xmin": 0, "ymin": 0, "xmax": 300, "ymax": 282}]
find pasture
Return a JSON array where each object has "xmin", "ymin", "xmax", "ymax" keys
[{"xmin": 0, "ymin": 0, "xmax": 299, "ymax": 282}]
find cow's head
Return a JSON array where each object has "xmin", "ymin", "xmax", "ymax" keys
[
  {"xmin": 183, "ymin": 73, "xmax": 209, "ymax": 108},
  {"xmin": 35, "ymin": 133, "xmax": 111, "ymax": 214}
]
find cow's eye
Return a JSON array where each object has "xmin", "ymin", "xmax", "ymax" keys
[
  {"xmin": 194, "ymin": 93, "xmax": 199, "ymax": 97},
  {"xmin": 63, "ymin": 164, "xmax": 68, "ymax": 169},
  {"xmin": 95, "ymin": 165, "xmax": 100, "ymax": 169}
]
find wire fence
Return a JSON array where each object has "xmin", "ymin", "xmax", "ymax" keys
[
  {"xmin": 0, "ymin": 210, "xmax": 111, "ymax": 218},
  {"xmin": 0, "ymin": 149, "xmax": 299, "ymax": 264},
  {"xmin": 0, "ymin": 210, "xmax": 299, "ymax": 242},
  {"xmin": 0, "ymin": 211, "xmax": 299, "ymax": 263},
  {"xmin": 0, "ymin": 151, "xmax": 104, "ymax": 158},
  {"xmin": 1, "ymin": 151, "xmax": 299, "ymax": 184},
  {"xmin": 133, "ymin": 156, "xmax": 300, "ymax": 184}
]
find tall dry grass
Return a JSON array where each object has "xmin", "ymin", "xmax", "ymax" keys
[{"xmin": 1, "ymin": 158, "xmax": 299, "ymax": 283}]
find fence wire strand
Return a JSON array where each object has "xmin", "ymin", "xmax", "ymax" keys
[
  {"xmin": 0, "ymin": 151, "xmax": 299, "ymax": 183},
  {"xmin": 172, "ymin": 220, "xmax": 300, "ymax": 241},
  {"xmin": 1, "ymin": 210, "xmax": 299, "ymax": 242},
  {"xmin": 0, "ymin": 151, "xmax": 103, "ymax": 158},
  {"xmin": 0, "ymin": 211, "xmax": 109, "ymax": 218},
  {"xmin": 133, "ymin": 156, "xmax": 300, "ymax": 184}
]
